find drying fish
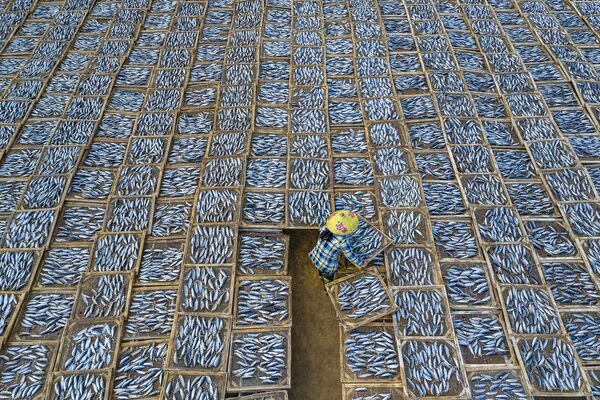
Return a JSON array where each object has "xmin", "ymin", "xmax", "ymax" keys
[
  {"xmin": 374, "ymin": 148, "xmax": 411, "ymax": 175},
  {"xmin": 452, "ymin": 145, "xmax": 491, "ymax": 174},
  {"xmin": 415, "ymin": 152, "xmax": 454, "ymax": 180},
  {"xmin": 336, "ymin": 273, "xmax": 392, "ymax": 320},
  {"xmin": 246, "ymin": 159, "xmax": 287, "ymax": 188},
  {"xmin": 553, "ymin": 109, "xmax": 596, "ymax": 134},
  {"xmin": 92, "ymin": 233, "xmax": 140, "ymax": 272},
  {"xmin": 169, "ymin": 137, "xmax": 207, "ymax": 163},
  {"xmin": 37, "ymin": 146, "xmax": 82, "ymax": 175},
  {"xmin": 53, "ymin": 373, "xmax": 107, "ymax": 399},
  {"xmin": 364, "ymin": 98, "xmax": 398, "ymax": 121},
  {"xmin": 408, "ymin": 123, "xmax": 445, "ymax": 150},
  {"xmin": 444, "ymin": 118, "xmax": 484, "ymax": 145},
  {"xmin": 401, "ymin": 96, "xmax": 436, "ymax": 120},
  {"xmin": 333, "ymin": 157, "xmax": 373, "ymax": 186},
  {"xmin": 0, "ymin": 149, "xmax": 42, "ymax": 178},
  {"xmin": 151, "ymin": 202, "xmax": 191, "ymax": 237},
  {"xmin": 423, "ymin": 183, "xmax": 466, "ymax": 215},
  {"xmin": 505, "ymin": 286, "xmax": 560, "ymax": 334},
  {"xmin": 469, "ymin": 371, "xmax": 529, "ymax": 399},
  {"xmin": 203, "ymin": 158, "xmax": 243, "ymax": 187},
  {"xmin": 115, "ymin": 166, "xmax": 158, "ymax": 197},
  {"xmin": 139, "ymin": 244, "xmax": 183, "ymax": 284},
  {"xmin": 526, "ymin": 220, "xmax": 577, "ymax": 257},
  {"xmin": 196, "ymin": 189, "xmax": 240, "ymax": 223},
  {"xmin": 172, "ymin": 315, "xmax": 227, "ymax": 369},
  {"xmin": 464, "ymin": 73, "xmax": 494, "ymax": 94},
  {"xmin": 107, "ymin": 197, "xmax": 151, "ymax": 232},
  {"xmin": 63, "ymin": 323, "xmax": 117, "ymax": 371},
  {"xmin": 331, "ymin": 129, "xmax": 367, "ymax": 154},
  {"xmin": 369, "ymin": 123, "xmax": 404, "ymax": 147},
  {"xmin": 238, "ymin": 235, "xmax": 286, "ymax": 274},
  {"xmin": 165, "ymin": 374, "xmax": 222, "ymax": 400},
  {"xmin": 231, "ymin": 330, "xmax": 288, "ymax": 387},
  {"xmin": 383, "ymin": 210, "xmax": 425, "ymax": 244},
  {"xmin": 344, "ymin": 328, "xmax": 399, "ymax": 379},
  {"xmin": 583, "ymin": 239, "xmax": 600, "ymax": 274},
  {"xmin": 494, "ymin": 150, "xmax": 536, "ymax": 179},
  {"xmin": 55, "ymin": 205, "xmax": 104, "ymax": 242},
  {"xmin": 506, "ymin": 182, "xmax": 554, "ymax": 216},
  {"xmin": 329, "ymin": 101, "xmax": 362, "ymax": 125},
  {"xmin": 395, "ymin": 289, "xmax": 448, "ymax": 336},
  {"xmin": 476, "ymin": 207, "xmax": 524, "ymax": 242},
  {"xmin": 0, "ymin": 181, "xmax": 24, "ymax": 212},
  {"xmin": 562, "ymin": 202, "xmax": 600, "ymax": 237},
  {"xmin": 258, "ymin": 82, "xmax": 289, "ymax": 104},
  {"xmin": 519, "ymin": 338, "xmax": 583, "ymax": 393},
  {"xmin": 388, "ymin": 248, "xmax": 435, "ymax": 286},
  {"xmin": 160, "ymin": 167, "xmax": 201, "ymax": 198},
  {"xmin": 516, "ymin": 118, "xmax": 558, "ymax": 141},
  {"xmin": 290, "ymin": 135, "xmax": 328, "ymax": 158},
  {"xmin": 113, "ymin": 343, "xmax": 166, "ymax": 399},
  {"xmin": 544, "ymin": 262, "xmax": 600, "ymax": 305},
  {"xmin": 0, "ymin": 294, "xmax": 18, "ymax": 337},
  {"xmin": 22, "ymin": 175, "xmax": 66, "ymax": 209},
  {"xmin": 125, "ymin": 290, "xmax": 176, "ymax": 338},
  {"xmin": 0, "ymin": 344, "xmax": 52, "ymax": 400},
  {"xmin": 39, "ymin": 247, "xmax": 89, "ymax": 287},
  {"xmin": 402, "ymin": 340, "xmax": 464, "ymax": 397},
  {"xmin": 79, "ymin": 274, "xmax": 128, "ymax": 319},
  {"xmin": 346, "ymin": 220, "xmax": 385, "ymax": 259},
  {"xmin": 137, "ymin": 113, "xmax": 174, "ymax": 136},
  {"xmin": 243, "ymin": 192, "xmax": 286, "ymax": 225},
  {"xmin": 430, "ymin": 71, "xmax": 465, "ymax": 93},
  {"xmin": 4, "ymin": 210, "xmax": 55, "ymax": 248},
  {"xmin": 291, "ymin": 109, "xmax": 327, "ymax": 134},
  {"xmin": 334, "ymin": 192, "xmax": 377, "ymax": 221},
  {"xmin": 251, "ymin": 134, "xmax": 288, "ymax": 157},
  {"xmin": 563, "ymin": 312, "xmax": 600, "ymax": 362},
  {"xmin": 463, "ymin": 174, "xmax": 507, "ymax": 205},
  {"xmin": 432, "ymin": 221, "xmax": 478, "ymax": 259},
  {"xmin": 453, "ymin": 315, "xmax": 509, "ymax": 360},
  {"xmin": 487, "ymin": 244, "xmax": 540, "ymax": 284},
  {"xmin": 442, "ymin": 264, "xmax": 491, "ymax": 305},
  {"xmin": 189, "ymin": 225, "xmax": 235, "ymax": 265},
  {"xmin": 69, "ymin": 168, "xmax": 114, "ymax": 200},
  {"xmin": 288, "ymin": 191, "xmax": 331, "ymax": 226},
  {"xmin": 529, "ymin": 140, "xmax": 576, "ymax": 169},
  {"xmin": 291, "ymin": 159, "xmax": 329, "ymax": 190},
  {"xmin": 127, "ymin": 137, "xmax": 167, "ymax": 164},
  {"xmin": 17, "ymin": 293, "xmax": 73, "ymax": 339},
  {"xmin": 395, "ymin": 74, "xmax": 428, "ymax": 94},
  {"xmin": 256, "ymin": 107, "xmax": 288, "ymax": 128},
  {"xmin": 236, "ymin": 279, "xmax": 290, "ymax": 326},
  {"xmin": 183, "ymin": 267, "xmax": 231, "ymax": 313}
]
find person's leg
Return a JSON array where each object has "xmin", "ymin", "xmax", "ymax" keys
[{"xmin": 319, "ymin": 270, "xmax": 335, "ymax": 284}]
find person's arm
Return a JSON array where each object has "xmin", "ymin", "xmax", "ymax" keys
[{"xmin": 340, "ymin": 238, "xmax": 365, "ymax": 267}]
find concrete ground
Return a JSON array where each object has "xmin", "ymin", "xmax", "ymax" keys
[{"xmin": 287, "ymin": 229, "xmax": 342, "ymax": 400}]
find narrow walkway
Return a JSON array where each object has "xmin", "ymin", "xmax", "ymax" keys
[{"xmin": 287, "ymin": 230, "xmax": 342, "ymax": 400}]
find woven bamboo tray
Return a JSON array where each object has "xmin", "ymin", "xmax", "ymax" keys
[
  {"xmin": 339, "ymin": 323, "xmax": 402, "ymax": 383},
  {"xmin": 226, "ymin": 327, "xmax": 292, "ymax": 392},
  {"xmin": 326, "ymin": 267, "xmax": 397, "ymax": 331},
  {"xmin": 233, "ymin": 390, "xmax": 288, "ymax": 399},
  {"xmin": 342, "ymin": 383, "xmax": 403, "ymax": 400},
  {"xmin": 236, "ymin": 232, "xmax": 289, "ymax": 276}
]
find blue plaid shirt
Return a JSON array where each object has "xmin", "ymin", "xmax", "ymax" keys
[{"xmin": 309, "ymin": 227, "xmax": 365, "ymax": 275}]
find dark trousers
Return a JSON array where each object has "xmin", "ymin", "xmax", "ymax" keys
[{"xmin": 319, "ymin": 270, "xmax": 335, "ymax": 282}]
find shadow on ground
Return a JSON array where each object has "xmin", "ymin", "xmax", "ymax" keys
[{"xmin": 286, "ymin": 229, "xmax": 342, "ymax": 400}]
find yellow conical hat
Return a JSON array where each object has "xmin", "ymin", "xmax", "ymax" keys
[{"xmin": 326, "ymin": 210, "xmax": 359, "ymax": 235}]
